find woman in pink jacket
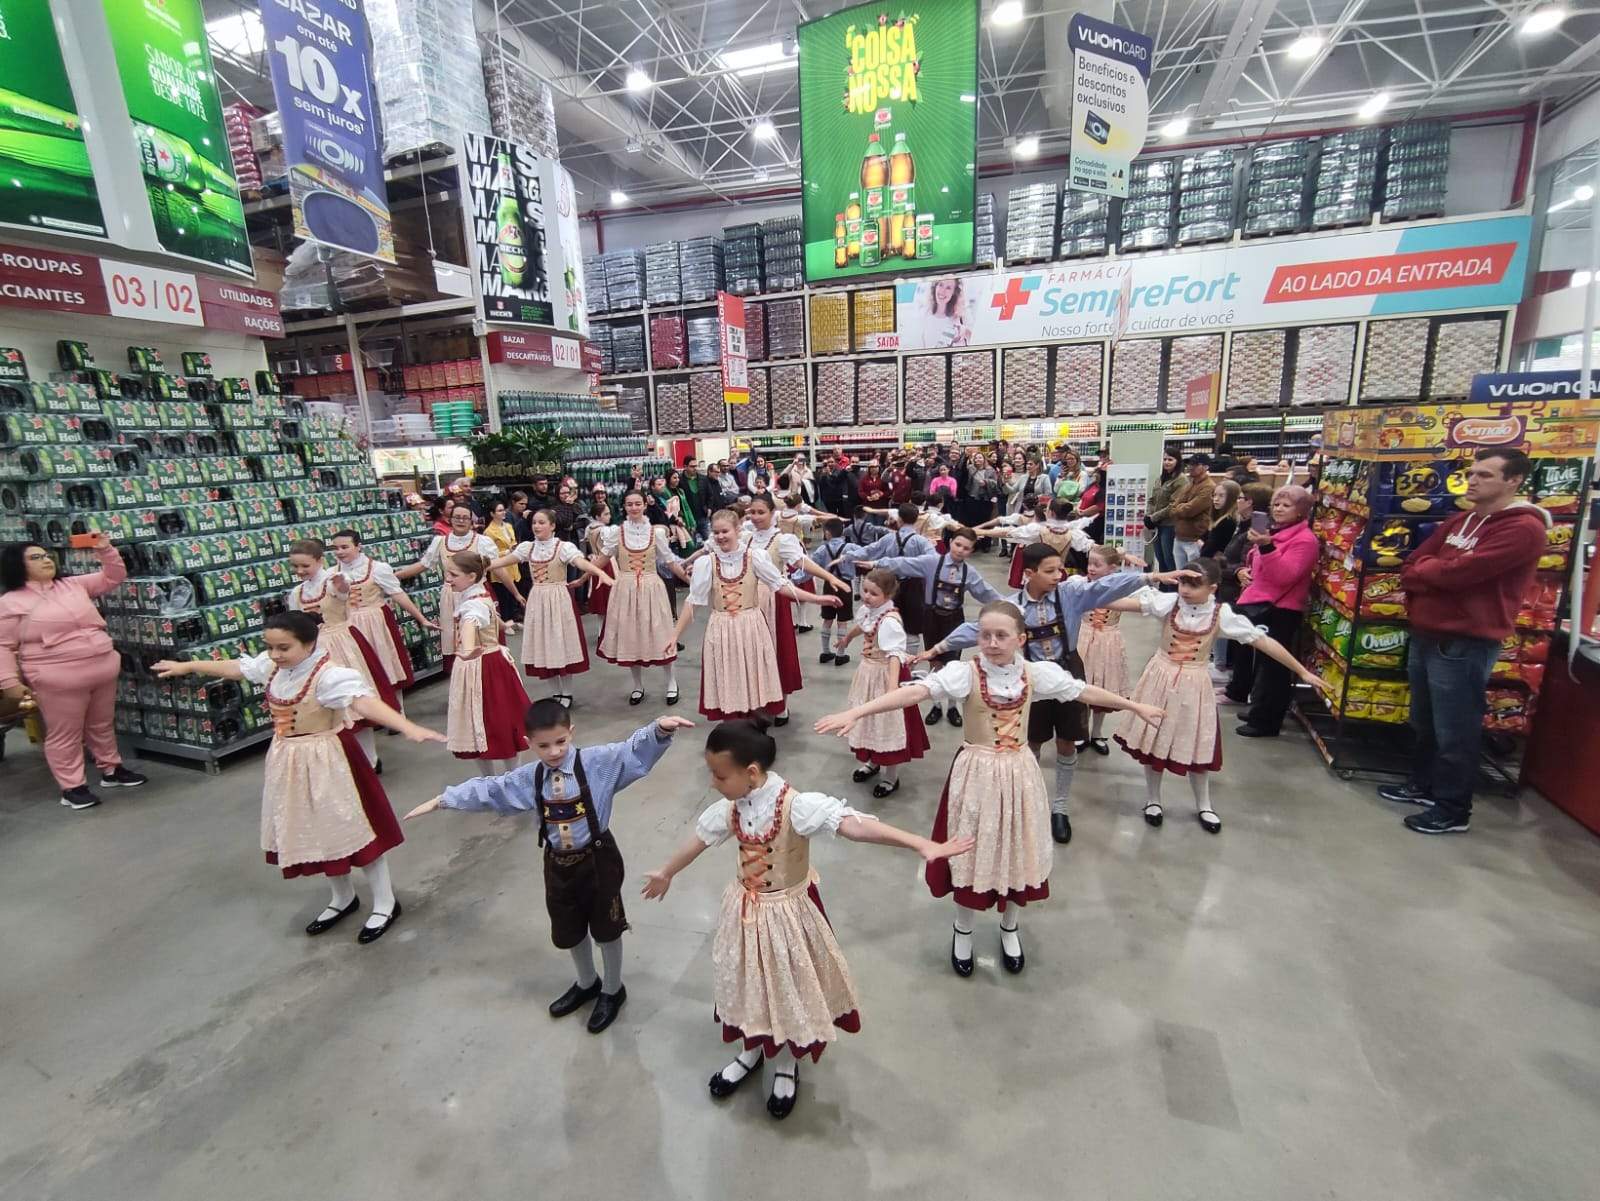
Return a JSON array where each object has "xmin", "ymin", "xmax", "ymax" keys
[
  {"xmin": 0, "ymin": 534, "xmax": 146, "ymax": 810},
  {"xmin": 1226, "ymin": 486, "xmax": 1319, "ymax": 738}
]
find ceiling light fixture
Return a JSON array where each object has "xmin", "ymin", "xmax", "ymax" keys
[
  {"xmin": 991, "ymin": 1, "xmax": 1025, "ymax": 28},
  {"xmin": 719, "ymin": 41, "xmax": 797, "ymax": 77},
  {"xmin": 1013, "ymin": 134, "xmax": 1039, "ymax": 159},
  {"xmin": 753, "ymin": 119, "xmax": 778, "ymax": 140},
  {"xmin": 1520, "ymin": 7, "xmax": 1568, "ymax": 37},
  {"xmin": 1287, "ymin": 33, "xmax": 1323, "ymax": 61},
  {"xmin": 960, "ymin": 93, "xmax": 977, "ymax": 103},
  {"xmin": 1357, "ymin": 91, "xmax": 1390, "ymax": 120},
  {"xmin": 1575, "ymin": 184, "xmax": 1594, "ymax": 202},
  {"xmin": 1161, "ymin": 117, "xmax": 1190, "ymax": 139},
  {"xmin": 610, "ymin": 190, "xmax": 629, "ymax": 205},
  {"xmin": 625, "ymin": 68, "xmax": 652, "ymax": 93},
  {"xmin": 1570, "ymin": 269, "xmax": 1592, "ymax": 288}
]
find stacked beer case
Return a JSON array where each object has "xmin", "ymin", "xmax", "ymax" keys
[{"xmin": 0, "ymin": 345, "xmax": 442, "ymax": 768}]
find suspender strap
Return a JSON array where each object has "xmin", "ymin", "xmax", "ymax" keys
[{"xmin": 533, "ymin": 752, "xmax": 602, "ymax": 848}]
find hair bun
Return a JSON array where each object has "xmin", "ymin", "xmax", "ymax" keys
[{"xmin": 745, "ymin": 714, "xmax": 774, "ymax": 734}]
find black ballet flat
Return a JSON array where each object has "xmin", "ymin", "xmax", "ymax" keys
[
  {"xmin": 1000, "ymin": 930, "xmax": 1025, "ymax": 975},
  {"xmin": 356, "ymin": 900, "xmax": 402, "ymax": 944},
  {"xmin": 305, "ymin": 897, "xmax": 359, "ymax": 936},
  {"xmin": 951, "ymin": 927, "xmax": 974, "ymax": 978},
  {"xmin": 628, "ymin": 690, "xmax": 644, "ymax": 706},
  {"xmin": 1090, "ymin": 738, "xmax": 1110, "ymax": 756},
  {"xmin": 946, "ymin": 708, "xmax": 964, "ymax": 728},
  {"xmin": 925, "ymin": 705, "xmax": 943, "ymax": 726},
  {"xmin": 773, "ymin": 714, "xmax": 790, "ymax": 727},
  {"xmin": 819, "ymin": 652, "xmax": 835, "ymax": 664},
  {"xmin": 709, "ymin": 1056, "xmax": 759, "ymax": 1099},
  {"xmin": 872, "ymin": 778, "xmax": 900, "ymax": 798},
  {"xmin": 665, "ymin": 689, "xmax": 680, "ymax": 706},
  {"xmin": 373, "ymin": 758, "xmax": 383, "ymax": 775},
  {"xmin": 851, "ymin": 764, "xmax": 881, "ymax": 783},
  {"xmin": 1074, "ymin": 739, "xmax": 1088, "ymax": 753},
  {"xmin": 767, "ymin": 1065, "xmax": 800, "ymax": 1120},
  {"xmin": 833, "ymin": 652, "xmax": 850, "ymax": 666},
  {"xmin": 795, "ymin": 623, "xmax": 814, "ymax": 634},
  {"xmin": 1051, "ymin": 812, "xmax": 1073, "ymax": 844},
  {"xmin": 586, "ymin": 986, "xmax": 627, "ymax": 1033},
  {"xmin": 1197, "ymin": 809, "xmax": 1222, "ymax": 834},
  {"xmin": 1143, "ymin": 803, "xmax": 1164, "ymax": 828},
  {"xmin": 548, "ymin": 979, "xmax": 601, "ymax": 1018}
]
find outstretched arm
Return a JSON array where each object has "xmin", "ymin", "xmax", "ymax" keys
[
  {"xmin": 394, "ymin": 558, "xmax": 429, "ymax": 581},
  {"xmin": 348, "ymin": 695, "xmax": 448, "ymax": 742},
  {"xmin": 153, "ymin": 658, "xmax": 246, "ymax": 681},
  {"xmin": 666, "ymin": 599, "xmax": 697, "ymax": 656},
  {"xmin": 388, "ymin": 589, "xmax": 438, "ymax": 630},
  {"xmin": 640, "ymin": 833, "xmax": 711, "ymax": 899},
  {"xmin": 814, "ymin": 682, "xmax": 932, "ymax": 736},
  {"xmin": 1248, "ymin": 634, "xmax": 1335, "ymax": 695},
  {"xmin": 797, "ymin": 556, "xmax": 849, "ymax": 593},
  {"xmin": 1103, "ymin": 596, "xmax": 1145, "ymax": 613},
  {"xmin": 838, "ymin": 815, "xmax": 973, "ymax": 864}
]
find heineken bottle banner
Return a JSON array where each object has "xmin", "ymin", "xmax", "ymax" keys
[
  {"xmin": 103, "ymin": 0, "xmax": 251, "ymax": 276},
  {"xmin": 259, "ymin": 0, "xmax": 394, "ymax": 262},
  {"xmin": 465, "ymin": 133, "xmax": 553, "ymax": 328},
  {"xmin": 797, "ymin": 0, "xmax": 979, "ymax": 282},
  {"xmin": 0, "ymin": 0, "xmax": 107, "ymax": 240}
]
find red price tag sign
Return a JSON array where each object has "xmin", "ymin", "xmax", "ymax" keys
[{"xmin": 99, "ymin": 260, "xmax": 204, "ymax": 327}]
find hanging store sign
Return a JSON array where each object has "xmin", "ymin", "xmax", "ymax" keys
[
  {"xmin": 0, "ymin": 0, "xmax": 107, "ymax": 239},
  {"xmin": 1323, "ymin": 399, "xmax": 1600, "ymax": 460},
  {"xmin": 260, "ymin": 0, "xmax": 394, "ymax": 262},
  {"xmin": 1468, "ymin": 369, "xmax": 1600, "ymax": 403},
  {"xmin": 896, "ymin": 214, "xmax": 1532, "ymax": 348},
  {"xmin": 464, "ymin": 133, "xmax": 555, "ymax": 327},
  {"xmin": 1067, "ymin": 13, "xmax": 1153, "ymax": 199},
  {"xmin": 796, "ymin": 0, "xmax": 979, "ymax": 282},
  {"xmin": 485, "ymin": 329, "xmax": 584, "ymax": 369},
  {"xmin": 102, "ymin": 0, "xmax": 251, "ymax": 276},
  {"xmin": 0, "ymin": 240, "xmax": 281, "ymax": 335},
  {"xmin": 718, "ymin": 292, "xmax": 749, "ymax": 404}
]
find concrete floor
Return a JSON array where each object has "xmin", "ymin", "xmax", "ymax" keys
[{"xmin": 3, "ymin": 556, "xmax": 1599, "ymax": 1201}]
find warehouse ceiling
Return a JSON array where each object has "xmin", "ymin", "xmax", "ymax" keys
[{"xmin": 202, "ymin": 1, "xmax": 1600, "ymax": 210}]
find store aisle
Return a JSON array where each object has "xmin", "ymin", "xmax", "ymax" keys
[{"xmin": 2, "ymin": 559, "xmax": 1599, "ymax": 1201}]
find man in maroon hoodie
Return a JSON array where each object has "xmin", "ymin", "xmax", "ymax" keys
[{"xmin": 1382, "ymin": 448, "xmax": 1549, "ymax": 834}]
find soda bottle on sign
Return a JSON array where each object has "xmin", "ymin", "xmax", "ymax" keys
[
  {"xmin": 888, "ymin": 131, "xmax": 915, "ymax": 217},
  {"xmin": 834, "ymin": 213, "xmax": 848, "ymax": 268},
  {"xmin": 845, "ymin": 191, "xmax": 862, "ymax": 260},
  {"xmin": 901, "ymin": 203, "xmax": 917, "ymax": 259},
  {"xmin": 495, "ymin": 150, "xmax": 527, "ymax": 288},
  {"xmin": 861, "ymin": 133, "xmax": 887, "ymax": 220},
  {"xmin": 860, "ymin": 222, "xmax": 881, "ymax": 267},
  {"xmin": 915, "ymin": 213, "xmax": 933, "ymax": 259}
]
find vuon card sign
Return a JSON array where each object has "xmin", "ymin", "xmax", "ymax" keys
[{"xmin": 1067, "ymin": 13, "xmax": 1153, "ymax": 199}]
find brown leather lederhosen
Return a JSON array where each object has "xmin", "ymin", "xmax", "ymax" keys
[{"xmin": 535, "ymin": 752, "xmax": 628, "ymax": 948}]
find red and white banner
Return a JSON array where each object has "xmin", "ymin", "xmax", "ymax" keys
[
  {"xmin": 718, "ymin": 291, "xmax": 749, "ymax": 404},
  {"xmin": 895, "ymin": 214, "xmax": 1532, "ymax": 348},
  {"xmin": 486, "ymin": 329, "xmax": 584, "ymax": 369},
  {"xmin": 0, "ymin": 242, "xmax": 282, "ymax": 337}
]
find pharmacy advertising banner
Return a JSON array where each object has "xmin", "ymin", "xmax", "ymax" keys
[
  {"xmin": 0, "ymin": 0, "xmax": 107, "ymax": 239},
  {"xmin": 260, "ymin": 0, "xmax": 394, "ymax": 262},
  {"xmin": 464, "ymin": 132, "xmax": 553, "ymax": 327},
  {"xmin": 1067, "ymin": 13, "xmax": 1152, "ymax": 199},
  {"xmin": 897, "ymin": 214, "xmax": 1532, "ymax": 348},
  {"xmin": 103, "ymin": 0, "xmax": 251, "ymax": 276},
  {"xmin": 797, "ymin": 0, "xmax": 978, "ymax": 282}
]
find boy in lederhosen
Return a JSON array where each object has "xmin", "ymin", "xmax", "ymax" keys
[{"xmin": 407, "ymin": 700, "xmax": 692, "ymax": 1033}]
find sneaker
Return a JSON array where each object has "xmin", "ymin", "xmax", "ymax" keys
[
  {"xmin": 1377, "ymin": 782, "xmax": 1433, "ymax": 806},
  {"xmin": 1404, "ymin": 810, "xmax": 1469, "ymax": 835},
  {"xmin": 100, "ymin": 765, "xmax": 148, "ymax": 788},
  {"xmin": 60, "ymin": 786, "xmax": 102, "ymax": 810}
]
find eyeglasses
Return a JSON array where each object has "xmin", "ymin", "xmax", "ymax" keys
[{"xmin": 24, "ymin": 551, "xmax": 52, "ymax": 562}]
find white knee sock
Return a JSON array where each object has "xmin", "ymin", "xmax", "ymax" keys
[
  {"xmin": 772, "ymin": 1049, "xmax": 801, "ymax": 1100},
  {"xmin": 598, "ymin": 936, "xmax": 624, "ymax": 994},
  {"xmin": 355, "ymin": 727, "xmax": 378, "ymax": 766},
  {"xmin": 360, "ymin": 855, "xmax": 396, "ymax": 926},
  {"xmin": 1052, "ymin": 748, "xmax": 1077, "ymax": 816},
  {"xmin": 629, "ymin": 666, "xmax": 644, "ymax": 691},
  {"xmin": 1189, "ymin": 771, "xmax": 1214, "ymax": 815},
  {"xmin": 1144, "ymin": 766, "xmax": 1164, "ymax": 809},
  {"xmin": 322, "ymin": 873, "xmax": 357, "ymax": 917},
  {"xmin": 570, "ymin": 933, "xmax": 598, "ymax": 987},
  {"xmin": 475, "ymin": 760, "xmax": 496, "ymax": 777},
  {"xmin": 883, "ymin": 764, "xmax": 899, "ymax": 784},
  {"xmin": 1089, "ymin": 710, "xmax": 1107, "ymax": 740},
  {"xmin": 953, "ymin": 901, "xmax": 980, "ymax": 960},
  {"xmin": 999, "ymin": 906, "xmax": 1022, "ymax": 957},
  {"xmin": 661, "ymin": 664, "xmax": 678, "ymax": 693}
]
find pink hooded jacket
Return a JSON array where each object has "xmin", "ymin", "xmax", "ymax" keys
[
  {"xmin": 1238, "ymin": 520, "xmax": 1318, "ymax": 612},
  {"xmin": 0, "ymin": 546, "xmax": 125, "ymax": 689}
]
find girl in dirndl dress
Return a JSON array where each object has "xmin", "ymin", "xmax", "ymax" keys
[
  {"xmin": 830, "ymin": 569, "xmax": 928, "ymax": 798},
  {"xmin": 394, "ymin": 506, "xmax": 495, "ymax": 674},
  {"xmin": 670, "ymin": 509, "xmax": 841, "ymax": 724},
  {"xmin": 153, "ymin": 611, "xmax": 446, "ymax": 943},
  {"xmin": 977, "ymin": 498, "xmax": 1094, "ymax": 589},
  {"xmin": 583, "ymin": 499, "xmax": 613, "ymax": 617},
  {"xmin": 1105, "ymin": 558, "xmax": 1333, "ymax": 833},
  {"xmin": 491, "ymin": 509, "xmax": 615, "ymax": 707},
  {"xmin": 443, "ymin": 551, "xmax": 529, "ymax": 774},
  {"xmin": 595, "ymin": 491, "xmax": 691, "ymax": 706},
  {"xmin": 330, "ymin": 531, "xmax": 434, "ymax": 693},
  {"xmin": 286, "ymin": 538, "xmax": 400, "ymax": 769},
  {"xmin": 1076, "ymin": 543, "xmax": 1139, "ymax": 756},
  {"xmin": 817, "ymin": 601, "xmax": 1163, "ymax": 978},
  {"xmin": 641, "ymin": 719, "xmax": 971, "ymax": 1121}
]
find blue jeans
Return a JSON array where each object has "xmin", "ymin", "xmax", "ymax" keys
[
  {"xmin": 1407, "ymin": 633, "xmax": 1499, "ymax": 819},
  {"xmin": 1153, "ymin": 525, "xmax": 1177, "ymax": 573}
]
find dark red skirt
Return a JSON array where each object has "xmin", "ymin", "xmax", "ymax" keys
[
  {"xmin": 453, "ymin": 650, "xmax": 532, "ymax": 760},
  {"xmin": 924, "ymin": 756, "xmax": 1049, "ymax": 912},
  {"xmin": 381, "ymin": 605, "xmax": 416, "ymax": 688},
  {"xmin": 854, "ymin": 659, "xmax": 929, "ymax": 766},
  {"xmin": 347, "ymin": 625, "xmax": 401, "ymax": 724},
  {"xmin": 524, "ymin": 590, "xmax": 591, "ymax": 679},
  {"xmin": 715, "ymin": 882, "xmax": 862, "ymax": 1062},
  {"xmin": 773, "ymin": 591, "xmax": 803, "ymax": 695},
  {"xmin": 1115, "ymin": 720, "xmax": 1223, "ymax": 776},
  {"xmin": 1007, "ymin": 546, "xmax": 1027, "ymax": 589},
  {"xmin": 267, "ymin": 727, "xmax": 404, "ymax": 879},
  {"xmin": 587, "ymin": 578, "xmax": 611, "ymax": 616}
]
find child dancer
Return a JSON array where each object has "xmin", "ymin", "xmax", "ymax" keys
[
  {"xmin": 443, "ymin": 551, "xmax": 529, "ymax": 773},
  {"xmin": 595, "ymin": 491, "xmax": 691, "ymax": 705},
  {"xmin": 641, "ymin": 719, "xmax": 971, "ymax": 1119},
  {"xmin": 924, "ymin": 543, "xmax": 1185, "ymax": 845},
  {"xmin": 583, "ymin": 498, "xmax": 613, "ymax": 618},
  {"xmin": 1077, "ymin": 544, "xmax": 1133, "ymax": 755},
  {"xmin": 330, "ymin": 529, "xmax": 435, "ymax": 690},
  {"xmin": 740, "ymin": 495, "xmax": 849, "ymax": 706},
  {"xmin": 830, "ymin": 569, "xmax": 928, "ymax": 797},
  {"xmin": 811, "ymin": 517, "xmax": 856, "ymax": 666},
  {"xmin": 286, "ymin": 539, "xmax": 399, "ymax": 769},
  {"xmin": 153, "ymin": 612, "xmax": 446, "ymax": 942},
  {"xmin": 669, "ymin": 509, "xmax": 840, "ymax": 724},
  {"xmin": 1105, "ymin": 558, "xmax": 1332, "ymax": 832},
  {"xmin": 395, "ymin": 504, "xmax": 495, "ymax": 673},
  {"xmin": 976, "ymin": 498, "xmax": 1093, "ymax": 589},
  {"xmin": 842, "ymin": 502, "xmax": 937, "ymax": 665},
  {"xmin": 406, "ymin": 702, "xmax": 692, "ymax": 1033},
  {"xmin": 816, "ymin": 603, "xmax": 1162, "ymax": 977},
  {"xmin": 491, "ymin": 509, "xmax": 615, "ymax": 706}
]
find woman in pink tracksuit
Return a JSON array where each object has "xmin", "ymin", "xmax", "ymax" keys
[{"xmin": 0, "ymin": 534, "xmax": 146, "ymax": 810}]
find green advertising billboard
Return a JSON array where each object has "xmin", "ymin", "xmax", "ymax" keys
[
  {"xmin": 0, "ymin": 0, "xmax": 106, "ymax": 238},
  {"xmin": 797, "ymin": 0, "xmax": 978, "ymax": 282},
  {"xmin": 103, "ymin": 0, "xmax": 251, "ymax": 276}
]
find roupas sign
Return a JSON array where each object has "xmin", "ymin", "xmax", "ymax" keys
[
  {"xmin": 896, "ymin": 214, "xmax": 1532, "ymax": 348},
  {"xmin": 1067, "ymin": 13, "xmax": 1152, "ymax": 199}
]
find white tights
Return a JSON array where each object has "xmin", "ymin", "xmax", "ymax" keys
[
  {"xmin": 1143, "ymin": 766, "xmax": 1214, "ymax": 815},
  {"xmin": 1089, "ymin": 710, "xmax": 1107, "ymax": 740},
  {"xmin": 628, "ymin": 664, "xmax": 678, "ymax": 694},
  {"xmin": 323, "ymin": 853, "xmax": 397, "ymax": 929},
  {"xmin": 474, "ymin": 758, "xmax": 518, "ymax": 777},
  {"xmin": 953, "ymin": 901, "xmax": 1022, "ymax": 958}
]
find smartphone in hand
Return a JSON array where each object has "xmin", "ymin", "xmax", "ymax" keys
[{"xmin": 1250, "ymin": 512, "xmax": 1271, "ymax": 534}]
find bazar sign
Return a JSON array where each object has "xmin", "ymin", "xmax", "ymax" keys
[
  {"xmin": 895, "ymin": 214, "xmax": 1532, "ymax": 348},
  {"xmin": 486, "ymin": 329, "xmax": 584, "ymax": 369},
  {"xmin": 0, "ymin": 242, "xmax": 282, "ymax": 336},
  {"xmin": 1323, "ymin": 399, "xmax": 1600, "ymax": 460}
]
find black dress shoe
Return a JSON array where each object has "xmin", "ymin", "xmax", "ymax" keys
[
  {"xmin": 586, "ymin": 985, "xmax": 627, "ymax": 1033},
  {"xmin": 709, "ymin": 1055, "xmax": 759, "ymax": 1098},
  {"xmin": 951, "ymin": 927, "xmax": 974, "ymax": 977},
  {"xmin": 852, "ymin": 763, "xmax": 881, "ymax": 782},
  {"xmin": 1051, "ymin": 812, "xmax": 1072, "ymax": 844},
  {"xmin": 767, "ymin": 1065, "xmax": 800, "ymax": 1120},
  {"xmin": 1000, "ymin": 931, "xmax": 1025, "ymax": 975},
  {"xmin": 548, "ymin": 979, "xmax": 602, "ymax": 1018},
  {"xmin": 925, "ymin": 704, "xmax": 943, "ymax": 726},
  {"xmin": 356, "ymin": 900, "xmax": 402, "ymax": 944},
  {"xmin": 373, "ymin": 758, "xmax": 383, "ymax": 775},
  {"xmin": 1089, "ymin": 738, "xmax": 1110, "ymax": 756},
  {"xmin": 833, "ymin": 653, "xmax": 850, "ymax": 666},
  {"xmin": 665, "ymin": 689, "xmax": 680, "ymax": 706},
  {"xmin": 1197, "ymin": 809, "xmax": 1222, "ymax": 834},
  {"xmin": 1143, "ymin": 803, "xmax": 1164, "ymax": 828},
  {"xmin": 872, "ymin": 778, "xmax": 900, "ymax": 798},
  {"xmin": 946, "ymin": 708, "xmax": 963, "ymax": 728},
  {"xmin": 773, "ymin": 713, "xmax": 790, "ymax": 727},
  {"xmin": 795, "ymin": 623, "xmax": 813, "ymax": 634},
  {"xmin": 628, "ymin": 690, "xmax": 644, "ymax": 706},
  {"xmin": 1234, "ymin": 724, "xmax": 1276, "ymax": 738},
  {"xmin": 305, "ymin": 897, "xmax": 360, "ymax": 936},
  {"xmin": 819, "ymin": 652, "xmax": 835, "ymax": 664}
]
